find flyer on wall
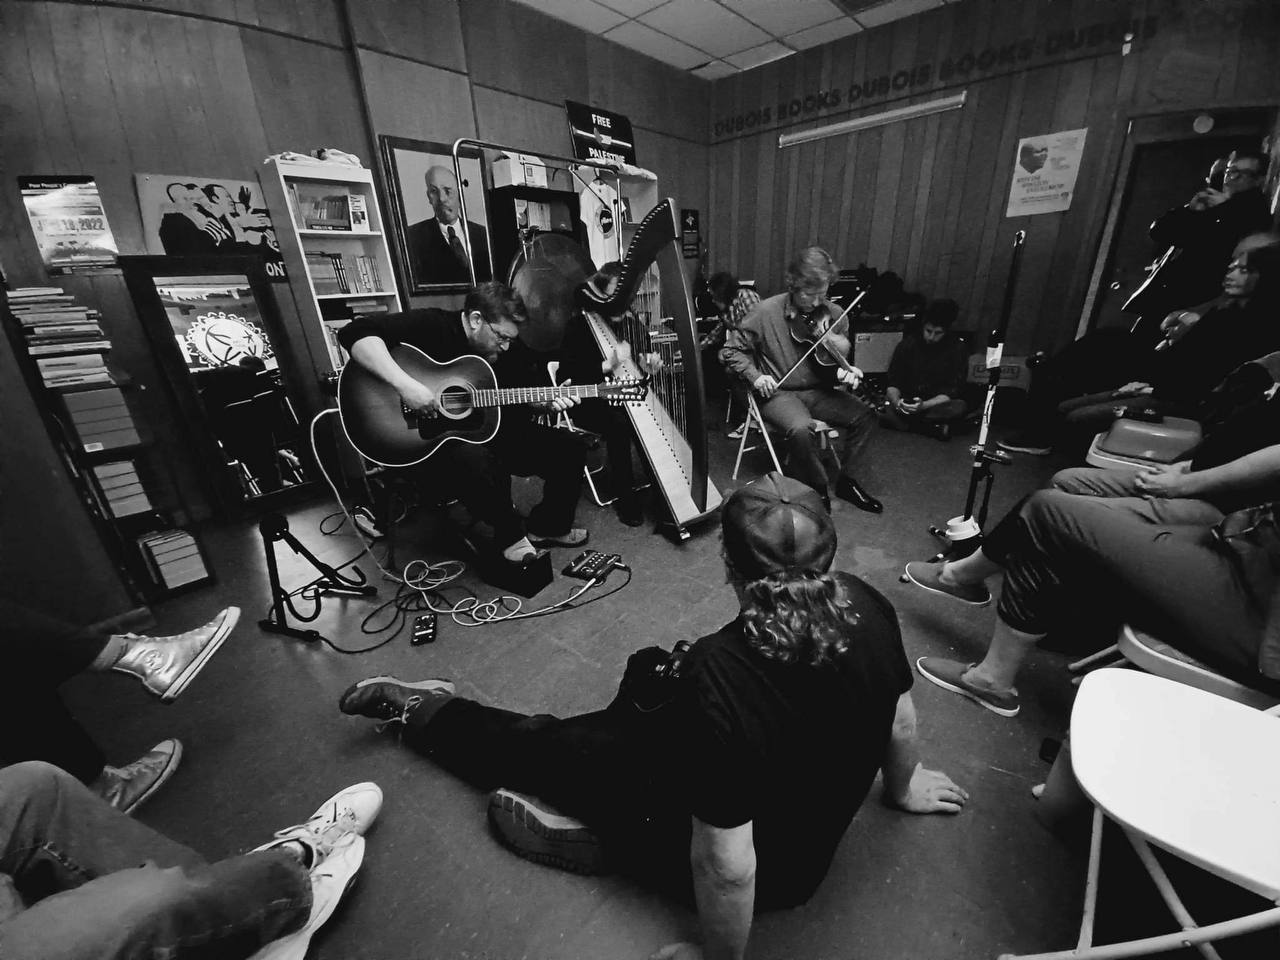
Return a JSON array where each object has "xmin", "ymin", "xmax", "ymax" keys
[
  {"xmin": 19, "ymin": 176, "xmax": 120, "ymax": 273},
  {"xmin": 1005, "ymin": 128, "xmax": 1088, "ymax": 218}
]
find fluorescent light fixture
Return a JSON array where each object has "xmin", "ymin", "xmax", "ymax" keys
[{"xmin": 778, "ymin": 91, "xmax": 967, "ymax": 148}]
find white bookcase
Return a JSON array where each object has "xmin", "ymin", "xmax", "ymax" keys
[{"xmin": 258, "ymin": 158, "xmax": 402, "ymax": 370}]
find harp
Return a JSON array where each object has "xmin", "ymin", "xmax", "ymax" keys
[{"xmin": 578, "ymin": 199, "xmax": 722, "ymax": 539}]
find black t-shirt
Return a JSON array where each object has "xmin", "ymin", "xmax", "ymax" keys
[
  {"xmin": 336, "ymin": 307, "xmax": 469, "ymax": 362},
  {"xmin": 672, "ymin": 572, "xmax": 913, "ymax": 908}
]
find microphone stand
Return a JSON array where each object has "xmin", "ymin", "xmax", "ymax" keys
[
  {"xmin": 258, "ymin": 512, "xmax": 376, "ymax": 642},
  {"xmin": 923, "ymin": 230, "xmax": 1025, "ymax": 561}
]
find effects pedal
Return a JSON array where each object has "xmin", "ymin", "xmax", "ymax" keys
[
  {"xmin": 411, "ymin": 612, "xmax": 437, "ymax": 645},
  {"xmin": 563, "ymin": 550, "xmax": 623, "ymax": 581}
]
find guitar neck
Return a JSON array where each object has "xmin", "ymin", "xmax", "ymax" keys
[{"xmin": 475, "ymin": 383, "xmax": 606, "ymax": 408}]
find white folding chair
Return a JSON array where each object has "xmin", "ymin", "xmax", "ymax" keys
[
  {"xmin": 999, "ymin": 669, "xmax": 1280, "ymax": 960},
  {"xmin": 544, "ymin": 361, "xmax": 614, "ymax": 506},
  {"xmin": 731, "ymin": 393, "xmax": 838, "ymax": 481}
]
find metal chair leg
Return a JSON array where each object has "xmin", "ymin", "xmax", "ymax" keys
[{"xmin": 1068, "ymin": 645, "xmax": 1123, "ymax": 674}]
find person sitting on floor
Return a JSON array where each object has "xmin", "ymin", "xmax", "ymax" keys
[
  {"xmin": 1000, "ymin": 232, "xmax": 1280, "ymax": 456},
  {"xmin": 903, "ymin": 443, "xmax": 1280, "ymax": 716},
  {"xmin": 0, "ymin": 760, "xmax": 380, "ymax": 960},
  {"xmin": 881, "ymin": 298, "xmax": 971, "ymax": 441},
  {"xmin": 1, "ymin": 603, "xmax": 239, "ymax": 814},
  {"xmin": 338, "ymin": 472, "xmax": 967, "ymax": 960}
]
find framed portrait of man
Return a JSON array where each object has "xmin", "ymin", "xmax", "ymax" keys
[{"xmin": 380, "ymin": 136, "xmax": 492, "ymax": 294}]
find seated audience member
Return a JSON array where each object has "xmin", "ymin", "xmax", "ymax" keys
[
  {"xmin": 337, "ymin": 282, "xmax": 588, "ymax": 564},
  {"xmin": 704, "ymin": 271, "xmax": 761, "ymax": 438},
  {"xmin": 339, "ymin": 473, "xmax": 966, "ymax": 960},
  {"xmin": 558, "ymin": 262, "xmax": 656, "ymax": 527},
  {"xmin": 0, "ymin": 761, "xmax": 379, "ymax": 960},
  {"xmin": 881, "ymin": 299, "xmax": 971, "ymax": 440},
  {"xmin": 1, "ymin": 603, "xmax": 238, "ymax": 813},
  {"xmin": 721, "ymin": 247, "xmax": 883, "ymax": 513},
  {"xmin": 904, "ymin": 444, "xmax": 1280, "ymax": 715},
  {"xmin": 1000, "ymin": 232, "xmax": 1280, "ymax": 455}
]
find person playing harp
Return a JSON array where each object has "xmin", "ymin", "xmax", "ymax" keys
[{"xmin": 720, "ymin": 246, "xmax": 883, "ymax": 514}]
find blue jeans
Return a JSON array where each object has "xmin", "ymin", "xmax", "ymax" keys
[
  {"xmin": 759, "ymin": 388, "xmax": 877, "ymax": 492},
  {"xmin": 0, "ymin": 762, "xmax": 310, "ymax": 960}
]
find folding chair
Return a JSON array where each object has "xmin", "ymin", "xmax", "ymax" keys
[
  {"xmin": 1000, "ymin": 669, "xmax": 1280, "ymax": 959},
  {"xmin": 544, "ymin": 361, "xmax": 617, "ymax": 508},
  {"xmin": 731, "ymin": 392, "xmax": 838, "ymax": 481}
]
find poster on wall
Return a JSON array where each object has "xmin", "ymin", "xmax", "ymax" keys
[
  {"xmin": 379, "ymin": 136, "xmax": 492, "ymax": 294},
  {"xmin": 1005, "ymin": 127, "xmax": 1088, "ymax": 218},
  {"xmin": 134, "ymin": 174, "xmax": 287, "ymax": 281},
  {"xmin": 19, "ymin": 176, "xmax": 119, "ymax": 273}
]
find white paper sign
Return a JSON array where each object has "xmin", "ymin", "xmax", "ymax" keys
[{"xmin": 1006, "ymin": 127, "xmax": 1087, "ymax": 218}]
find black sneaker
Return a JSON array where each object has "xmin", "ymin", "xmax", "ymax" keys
[
  {"xmin": 487, "ymin": 788, "xmax": 609, "ymax": 875},
  {"xmin": 338, "ymin": 676, "xmax": 455, "ymax": 721}
]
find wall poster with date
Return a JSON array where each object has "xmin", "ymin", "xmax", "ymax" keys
[{"xmin": 19, "ymin": 176, "xmax": 120, "ymax": 273}]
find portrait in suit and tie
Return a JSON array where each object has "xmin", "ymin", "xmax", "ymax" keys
[{"xmin": 381, "ymin": 136, "xmax": 492, "ymax": 293}]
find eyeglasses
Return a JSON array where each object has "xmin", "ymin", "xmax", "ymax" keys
[
  {"xmin": 1224, "ymin": 166, "xmax": 1261, "ymax": 181},
  {"xmin": 486, "ymin": 322, "xmax": 518, "ymax": 345}
]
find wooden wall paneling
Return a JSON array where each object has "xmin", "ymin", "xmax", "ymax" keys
[
  {"xmin": 887, "ymin": 111, "xmax": 925, "ymax": 278},
  {"xmin": 233, "ymin": 0, "xmax": 260, "ymax": 28},
  {"xmin": 725, "ymin": 65, "xmax": 749, "ymax": 272},
  {"xmin": 788, "ymin": 49, "xmax": 827, "ymax": 258},
  {"xmin": 0, "ymin": 7, "xmax": 53, "ymax": 281},
  {"xmin": 731, "ymin": 69, "xmax": 762, "ymax": 276},
  {"xmin": 472, "ymin": 86, "xmax": 571, "ymax": 157},
  {"xmin": 462, "ymin": 0, "xmax": 590, "ymax": 109},
  {"xmin": 710, "ymin": 138, "xmax": 734, "ymax": 275},
  {"xmin": 349, "ymin": 0, "xmax": 466, "ymax": 72},
  {"xmin": 17, "ymin": 4, "xmax": 85, "ymax": 174},
  {"xmin": 1233, "ymin": 4, "xmax": 1280, "ymax": 102},
  {"xmin": 850, "ymin": 16, "xmax": 896, "ymax": 272},
  {"xmin": 750, "ymin": 68, "xmax": 782, "ymax": 288},
  {"xmin": 357, "ymin": 50, "xmax": 476, "ymax": 144},
  {"xmin": 144, "ymin": 12, "xmax": 219, "ymax": 171},
  {"xmin": 805, "ymin": 46, "xmax": 838, "ymax": 263},
  {"xmin": 871, "ymin": 15, "xmax": 922, "ymax": 274},
  {"xmin": 252, "ymin": 0, "xmax": 298, "ymax": 37},
  {"xmin": 189, "ymin": 18, "xmax": 273, "ymax": 170},
  {"xmin": 902, "ymin": 111, "xmax": 941, "ymax": 290},
  {"xmin": 97, "ymin": 9, "xmax": 173, "ymax": 191}
]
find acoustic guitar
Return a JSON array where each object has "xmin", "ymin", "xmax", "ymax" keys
[{"xmin": 338, "ymin": 344, "xmax": 648, "ymax": 467}]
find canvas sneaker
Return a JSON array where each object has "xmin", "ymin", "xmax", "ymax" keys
[
  {"xmin": 915, "ymin": 657, "xmax": 1020, "ymax": 717},
  {"xmin": 903, "ymin": 561, "xmax": 991, "ymax": 606}
]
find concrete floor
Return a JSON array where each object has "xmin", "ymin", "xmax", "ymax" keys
[{"xmin": 62, "ymin": 415, "xmax": 1266, "ymax": 959}]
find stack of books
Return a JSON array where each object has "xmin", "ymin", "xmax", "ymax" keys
[
  {"xmin": 93, "ymin": 461, "xmax": 153, "ymax": 518},
  {"xmin": 8, "ymin": 286, "xmax": 113, "ymax": 388},
  {"xmin": 137, "ymin": 529, "xmax": 209, "ymax": 591},
  {"xmin": 303, "ymin": 252, "xmax": 385, "ymax": 295},
  {"xmin": 289, "ymin": 185, "xmax": 352, "ymax": 230},
  {"xmin": 63, "ymin": 386, "xmax": 141, "ymax": 453}
]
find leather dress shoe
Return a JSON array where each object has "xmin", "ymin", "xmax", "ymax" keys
[{"xmin": 835, "ymin": 476, "xmax": 883, "ymax": 513}]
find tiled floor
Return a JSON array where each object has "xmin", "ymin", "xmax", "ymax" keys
[{"xmin": 60, "ymin": 418, "xmax": 1259, "ymax": 959}]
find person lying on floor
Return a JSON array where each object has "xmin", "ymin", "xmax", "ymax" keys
[
  {"xmin": 0, "ymin": 602, "xmax": 239, "ymax": 814},
  {"xmin": 903, "ymin": 452, "xmax": 1280, "ymax": 716},
  {"xmin": 338, "ymin": 472, "xmax": 967, "ymax": 960},
  {"xmin": 0, "ymin": 760, "xmax": 380, "ymax": 960}
]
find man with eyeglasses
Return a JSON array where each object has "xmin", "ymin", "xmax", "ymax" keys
[
  {"xmin": 338, "ymin": 282, "xmax": 588, "ymax": 564},
  {"xmin": 720, "ymin": 246, "xmax": 882, "ymax": 513}
]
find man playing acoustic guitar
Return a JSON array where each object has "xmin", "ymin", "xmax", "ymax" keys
[{"xmin": 337, "ymin": 282, "xmax": 589, "ymax": 564}]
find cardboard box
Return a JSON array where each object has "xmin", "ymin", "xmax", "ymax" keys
[{"xmin": 492, "ymin": 153, "xmax": 548, "ymax": 189}]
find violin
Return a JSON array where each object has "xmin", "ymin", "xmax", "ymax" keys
[{"xmin": 778, "ymin": 291, "xmax": 867, "ymax": 385}]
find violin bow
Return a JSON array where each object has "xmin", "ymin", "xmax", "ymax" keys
[{"xmin": 775, "ymin": 290, "xmax": 868, "ymax": 388}]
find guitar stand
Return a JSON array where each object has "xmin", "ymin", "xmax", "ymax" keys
[{"xmin": 258, "ymin": 513, "xmax": 376, "ymax": 643}]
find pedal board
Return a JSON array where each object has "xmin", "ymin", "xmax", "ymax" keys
[{"xmin": 563, "ymin": 550, "xmax": 623, "ymax": 581}]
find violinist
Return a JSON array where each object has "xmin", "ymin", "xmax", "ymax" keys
[{"xmin": 721, "ymin": 246, "xmax": 882, "ymax": 513}]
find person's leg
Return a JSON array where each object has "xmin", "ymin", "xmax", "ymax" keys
[
  {"xmin": 759, "ymin": 392, "xmax": 827, "ymax": 492},
  {"xmin": 922, "ymin": 398, "xmax": 969, "ymax": 422},
  {"xmin": 802, "ymin": 388, "xmax": 878, "ymax": 478},
  {"xmin": 1050, "ymin": 465, "xmax": 1145, "ymax": 498},
  {"xmin": 493, "ymin": 421, "xmax": 587, "ymax": 539},
  {"xmin": 427, "ymin": 440, "xmax": 524, "ymax": 550},
  {"xmin": 0, "ymin": 762, "xmax": 314, "ymax": 960}
]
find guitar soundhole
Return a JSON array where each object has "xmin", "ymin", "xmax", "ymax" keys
[{"xmin": 438, "ymin": 384, "xmax": 474, "ymax": 420}]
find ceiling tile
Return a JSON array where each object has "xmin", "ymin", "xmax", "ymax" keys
[
  {"xmin": 594, "ymin": 0, "xmax": 669, "ymax": 16},
  {"xmin": 640, "ymin": 0, "xmax": 770, "ymax": 58},
  {"xmin": 508, "ymin": 0, "xmax": 627, "ymax": 33},
  {"xmin": 719, "ymin": 0, "xmax": 844, "ymax": 37},
  {"xmin": 725, "ymin": 40, "xmax": 796, "ymax": 70},
  {"xmin": 784, "ymin": 17, "xmax": 863, "ymax": 50},
  {"xmin": 604, "ymin": 20, "xmax": 710, "ymax": 69},
  {"xmin": 852, "ymin": 0, "xmax": 942, "ymax": 29},
  {"xmin": 692, "ymin": 59, "xmax": 740, "ymax": 80}
]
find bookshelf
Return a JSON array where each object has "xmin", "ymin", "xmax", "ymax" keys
[
  {"xmin": 258, "ymin": 159, "xmax": 403, "ymax": 370},
  {"xmin": 2, "ymin": 287, "xmax": 212, "ymax": 599}
]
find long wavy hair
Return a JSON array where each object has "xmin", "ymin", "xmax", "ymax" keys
[{"xmin": 739, "ymin": 570, "xmax": 859, "ymax": 667}]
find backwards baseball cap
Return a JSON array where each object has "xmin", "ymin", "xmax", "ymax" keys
[{"xmin": 722, "ymin": 473, "xmax": 837, "ymax": 580}]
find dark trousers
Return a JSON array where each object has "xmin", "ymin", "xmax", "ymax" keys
[
  {"xmin": 0, "ymin": 762, "xmax": 309, "ymax": 960},
  {"xmin": 0, "ymin": 600, "xmax": 109, "ymax": 783},
  {"xmin": 422, "ymin": 419, "xmax": 586, "ymax": 548},
  {"xmin": 569, "ymin": 399, "xmax": 640, "ymax": 497},
  {"xmin": 880, "ymin": 398, "xmax": 969, "ymax": 432},
  {"xmin": 401, "ymin": 671, "xmax": 691, "ymax": 896},
  {"xmin": 984, "ymin": 490, "xmax": 1273, "ymax": 689},
  {"xmin": 759, "ymin": 388, "xmax": 877, "ymax": 493}
]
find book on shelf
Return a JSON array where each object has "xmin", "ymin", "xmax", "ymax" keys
[
  {"xmin": 137, "ymin": 529, "xmax": 209, "ymax": 590},
  {"xmin": 46, "ymin": 371, "xmax": 115, "ymax": 389},
  {"xmin": 28, "ymin": 340, "xmax": 112, "ymax": 356},
  {"xmin": 293, "ymin": 185, "xmax": 351, "ymax": 231},
  {"xmin": 93, "ymin": 461, "xmax": 153, "ymax": 517},
  {"xmin": 304, "ymin": 251, "xmax": 347, "ymax": 295},
  {"xmin": 348, "ymin": 194, "xmax": 369, "ymax": 232},
  {"xmin": 37, "ymin": 353, "xmax": 109, "ymax": 371}
]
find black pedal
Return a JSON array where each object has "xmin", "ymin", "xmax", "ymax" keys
[
  {"xmin": 411, "ymin": 612, "xmax": 437, "ymax": 645},
  {"xmin": 563, "ymin": 550, "xmax": 623, "ymax": 581},
  {"xmin": 474, "ymin": 548, "xmax": 554, "ymax": 598}
]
